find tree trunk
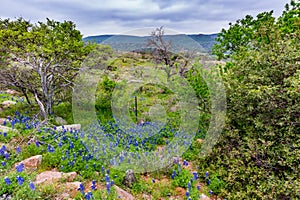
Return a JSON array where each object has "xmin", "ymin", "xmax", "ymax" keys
[
  {"xmin": 34, "ymin": 92, "xmax": 47, "ymax": 119},
  {"xmin": 21, "ymin": 88, "xmax": 31, "ymax": 105}
]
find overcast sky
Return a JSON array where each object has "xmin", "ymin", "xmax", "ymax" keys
[{"xmin": 0, "ymin": 0, "xmax": 290, "ymax": 37}]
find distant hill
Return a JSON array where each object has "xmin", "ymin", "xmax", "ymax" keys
[{"xmin": 83, "ymin": 33, "xmax": 218, "ymax": 53}]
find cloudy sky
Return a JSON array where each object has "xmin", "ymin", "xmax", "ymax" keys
[{"xmin": 0, "ymin": 0, "xmax": 290, "ymax": 36}]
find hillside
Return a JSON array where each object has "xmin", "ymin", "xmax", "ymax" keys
[{"xmin": 83, "ymin": 33, "xmax": 218, "ymax": 53}]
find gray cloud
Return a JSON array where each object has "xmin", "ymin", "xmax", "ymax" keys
[{"xmin": 0, "ymin": 0, "xmax": 290, "ymax": 36}]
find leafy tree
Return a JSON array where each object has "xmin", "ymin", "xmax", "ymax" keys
[
  {"xmin": 198, "ymin": 1, "xmax": 300, "ymax": 198},
  {"xmin": 0, "ymin": 18, "xmax": 94, "ymax": 119}
]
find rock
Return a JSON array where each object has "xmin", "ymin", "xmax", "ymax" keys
[
  {"xmin": 142, "ymin": 194, "xmax": 152, "ymax": 200},
  {"xmin": 170, "ymin": 104, "xmax": 180, "ymax": 112},
  {"xmin": 20, "ymin": 155, "xmax": 42, "ymax": 170},
  {"xmin": 55, "ymin": 117, "xmax": 67, "ymax": 125},
  {"xmin": 122, "ymin": 169, "xmax": 137, "ymax": 188},
  {"xmin": 0, "ymin": 118, "xmax": 6, "ymax": 125},
  {"xmin": 115, "ymin": 185, "xmax": 135, "ymax": 200},
  {"xmin": 0, "ymin": 193, "xmax": 12, "ymax": 200},
  {"xmin": 63, "ymin": 181, "xmax": 82, "ymax": 199},
  {"xmin": 0, "ymin": 125, "xmax": 12, "ymax": 133},
  {"xmin": 2, "ymin": 100, "xmax": 17, "ymax": 108},
  {"xmin": 64, "ymin": 181, "xmax": 82, "ymax": 191},
  {"xmin": 56, "ymin": 124, "xmax": 81, "ymax": 132},
  {"xmin": 196, "ymin": 139, "xmax": 204, "ymax": 144},
  {"xmin": 34, "ymin": 171, "xmax": 77, "ymax": 185},
  {"xmin": 5, "ymin": 89, "xmax": 19, "ymax": 95},
  {"xmin": 199, "ymin": 194, "xmax": 211, "ymax": 200},
  {"xmin": 55, "ymin": 192, "xmax": 70, "ymax": 200}
]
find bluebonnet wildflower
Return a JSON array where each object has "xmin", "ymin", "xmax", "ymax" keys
[
  {"xmin": 16, "ymin": 163, "xmax": 24, "ymax": 172},
  {"xmin": 205, "ymin": 171, "xmax": 209, "ymax": 178},
  {"xmin": 186, "ymin": 190, "xmax": 190, "ymax": 197},
  {"xmin": 105, "ymin": 174, "xmax": 110, "ymax": 182},
  {"xmin": 209, "ymin": 190, "xmax": 213, "ymax": 195},
  {"xmin": 17, "ymin": 175, "xmax": 24, "ymax": 185},
  {"xmin": 78, "ymin": 183, "xmax": 85, "ymax": 194},
  {"xmin": 188, "ymin": 181, "xmax": 191, "ymax": 190},
  {"xmin": 106, "ymin": 182, "xmax": 111, "ymax": 193},
  {"xmin": 207, "ymin": 179, "xmax": 211, "ymax": 185},
  {"xmin": 2, "ymin": 161, "xmax": 6, "ymax": 167},
  {"xmin": 183, "ymin": 160, "xmax": 188, "ymax": 166},
  {"xmin": 91, "ymin": 180, "xmax": 96, "ymax": 190},
  {"xmin": 16, "ymin": 146, "xmax": 21, "ymax": 154},
  {"xmin": 47, "ymin": 144, "xmax": 55, "ymax": 153},
  {"xmin": 152, "ymin": 178, "xmax": 155, "ymax": 183},
  {"xmin": 3, "ymin": 132, "xmax": 7, "ymax": 137},
  {"xmin": 85, "ymin": 192, "xmax": 93, "ymax": 200},
  {"xmin": 35, "ymin": 140, "xmax": 40, "ymax": 147},
  {"xmin": 4, "ymin": 177, "xmax": 11, "ymax": 185},
  {"xmin": 29, "ymin": 181, "xmax": 36, "ymax": 190},
  {"xmin": 197, "ymin": 185, "xmax": 201, "ymax": 190},
  {"xmin": 193, "ymin": 172, "xmax": 198, "ymax": 180}
]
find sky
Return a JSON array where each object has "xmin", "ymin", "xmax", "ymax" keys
[{"xmin": 0, "ymin": 0, "xmax": 290, "ymax": 37}]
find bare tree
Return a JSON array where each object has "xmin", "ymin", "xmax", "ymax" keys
[{"xmin": 147, "ymin": 26, "xmax": 195, "ymax": 78}]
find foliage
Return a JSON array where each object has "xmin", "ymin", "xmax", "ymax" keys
[
  {"xmin": 0, "ymin": 17, "xmax": 95, "ymax": 119},
  {"xmin": 200, "ymin": 1, "xmax": 300, "ymax": 198}
]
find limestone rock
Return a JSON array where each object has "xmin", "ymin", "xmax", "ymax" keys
[
  {"xmin": 199, "ymin": 194, "xmax": 211, "ymax": 200},
  {"xmin": 55, "ymin": 117, "xmax": 67, "ymax": 125},
  {"xmin": 56, "ymin": 124, "xmax": 81, "ymax": 132},
  {"xmin": 2, "ymin": 100, "xmax": 16, "ymax": 108},
  {"xmin": 115, "ymin": 185, "xmax": 135, "ymax": 200},
  {"xmin": 5, "ymin": 89, "xmax": 19, "ymax": 95},
  {"xmin": 122, "ymin": 169, "xmax": 136, "ymax": 188},
  {"xmin": 0, "ymin": 125, "xmax": 12, "ymax": 133},
  {"xmin": 34, "ymin": 171, "xmax": 77, "ymax": 185},
  {"xmin": 20, "ymin": 155, "xmax": 42, "ymax": 170},
  {"xmin": 0, "ymin": 118, "xmax": 6, "ymax": 125}
]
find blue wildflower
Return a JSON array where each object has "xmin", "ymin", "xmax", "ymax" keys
[
  {"xmin": 183, "ymin": 160, "xmax": 188, "ymax": 166},
  {"xmin": 85, "ymin": 192, "xmax": 93, "ymax": 200},
  {"xmin": 205, "ymin": 171, "xmax": 209, "ymax": 178},
  {"xmin": 16, "ymin": 163, "xmax": 24, "ymax": 172},
  {"xmin": 29, "ymin": 181, "xmax": 36, "ymax": 190},
  {"xmin": 17, "ymin": 175, "xmax": 24, "ymax": 186},
  {"xmin": 4, "ymin": 177, "xmax": 11, "ymax": 185},
  {"xmin": 78, "ymin": 183, "xmax": 85, "ymax": 194},
  {"xmin": 16, "ymin": 146, "xmax": 21, "ymax": 154},
  {"xmin": 186, "ymin": 190, "xmax": 190, "ymax": 197}
]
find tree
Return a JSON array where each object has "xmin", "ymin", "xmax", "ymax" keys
[
  {"xmin": 147, "ymin": 26, "xmax": 195, "ymax": 78},
  {"xmin": 213, "ymin": 0, "xmax": 300, "ymax": 61},
  {"xmin": 198, "ymin": 1, "xmax": 300, "ymax": 198},
  {"xmin": 0, "ymin": 18, "xmax": 94, "ymax": 119}
]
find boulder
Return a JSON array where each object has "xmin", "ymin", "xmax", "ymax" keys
[
  {"xmin": 196, "ymin": 139, "xmax": 204, "ymax": 144},
  {"xmin": 0, "ymin": 125, "xmax": 12, "ymax": 133},
  {"xmin": 122, "ymin": 169, "xmax": 136, "ymax": 188},
  {"xmin": 20, "ymin": 155, "xmax": 42, "ymax": 170},
  {"xmin": 56, "ymin": 124, "xmax": 81, "ymax": 132},
  {"xmin": 5, "ymin": 89, "xmax": 19, "ymax": 95},
  {"xmin": 2, "ymin": 100, "xmax": 16, "ymax": 108},
  {"xmin": 115, "ymin": 185, "xmax": 135, "ymax": 200},
  {"xmin": 0, "ymin": 118, "xmax": 6, "ymax": 125},
  {"xmin": 34, "ymin": 171, "xmax": 77, "ymax": 185},
  {"xmin": 199, "ymin": 194, "xmax": 211, "ymax": 200},
  {"xmin": 55, "ymin": 117, "xmax": 68, "ymax": 125}
]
